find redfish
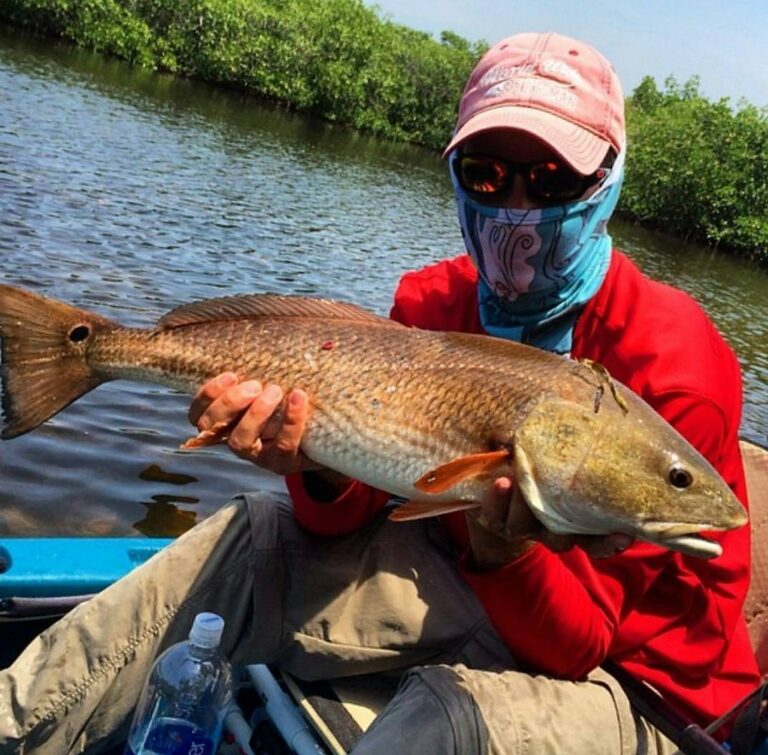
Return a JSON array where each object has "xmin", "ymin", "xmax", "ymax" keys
[{"xmin": 0, "ymin": 284, "xmax": 747, "ymax": 558}]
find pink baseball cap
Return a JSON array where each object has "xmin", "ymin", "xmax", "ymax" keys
[{"xmin": 443, "ymin": 32, "xmax": 625, "ymax": 174}]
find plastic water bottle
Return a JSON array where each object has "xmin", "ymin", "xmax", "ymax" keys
[{"xmin": 125, "ymin": 612, "xmax": 233, "ymax": 755}]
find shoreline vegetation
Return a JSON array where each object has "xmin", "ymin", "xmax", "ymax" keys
[{"xmin": 2, "ymin": 0, "xmax": 767, "ymax": 264}]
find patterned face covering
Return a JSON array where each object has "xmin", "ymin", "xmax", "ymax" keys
[{"xmin": 452, "ymin": 150, "xmax": 624, "ymax": 355}]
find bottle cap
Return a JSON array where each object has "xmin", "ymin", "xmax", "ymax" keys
[{"xmin": 189, "ymin": 612, "xmax": 225, "ymax": 649}]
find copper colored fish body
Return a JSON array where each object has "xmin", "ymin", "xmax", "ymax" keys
[{"xmin": 0, "ymin": 284, "xmax": 748, "ymax": 558}]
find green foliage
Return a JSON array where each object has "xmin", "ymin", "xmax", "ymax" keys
[
  {"xmin": 0, "ymin": 0, "xmax": 482, "ymax": 150},
  {"xmin": 3, "ymin": 1, "xmax": 767, "ymax": 261},
  {"xmin": 622, "ymin": 76, "xmax": 768, "ymax": 263}
]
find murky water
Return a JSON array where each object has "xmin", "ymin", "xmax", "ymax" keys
[{"xmin": 1, "ymin": 26, "xmax": 766, "ymax": 537}]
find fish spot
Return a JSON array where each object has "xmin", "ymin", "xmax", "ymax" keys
[
  {"xmin": 68, "ymin": 324, "xmax": 90, "ymax": 343},
  {"xmin": 321, "ymin": 340, "xmax": 335, "ymax": 350}
]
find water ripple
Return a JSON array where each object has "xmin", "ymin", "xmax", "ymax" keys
[{"xmin": 0, "ymin": 27, "xmax": 765, "ymax": 536}]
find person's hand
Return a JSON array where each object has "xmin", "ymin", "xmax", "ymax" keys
[
  {"xmin": 465, "ymin": 477, "xmax": 634, "ymax": 571},
  {"xmin": 187, "ymin": 372, "xmax": 315, "ymax": 475},
  {"xmin": 465, "ymin": 477, "xmax": 539, "ymax": 570}
]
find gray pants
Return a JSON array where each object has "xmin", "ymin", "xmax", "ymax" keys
[{"xmin": 0, "ymin": 493, "xmax": 677, "ymax": 754}]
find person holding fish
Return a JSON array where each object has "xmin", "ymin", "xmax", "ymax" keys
[{"xmin": 0, "ymin": 32, "xmax": 759, "ymax": 755}]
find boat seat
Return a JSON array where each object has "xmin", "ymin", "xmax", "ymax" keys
[{"xmin": 741, "ymin": 440, "xmax": 768, "ymax": 679}]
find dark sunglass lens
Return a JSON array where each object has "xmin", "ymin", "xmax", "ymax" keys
[
  {"xmin": 529, "ymin": 161, "xmax": 585, "ymax": 200},
  {"xmin": 459, "ymin": 156, "xmax": 508, "ymax": 194}
]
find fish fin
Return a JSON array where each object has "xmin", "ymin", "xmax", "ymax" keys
[
  {"xmin": 158, "ymin": 294, "xmax": 399, "ymax": 331},
  {"xmin": 388, "ymin": 500, "xmax": 481, "ymax": 522},
  {"xmin": 414, "ymin": 449, "xmax": 512, "ymax": 494},
  {"xmin": 180, "ymin": 421, "xmax": 231, "ymax": 449},
  {"xmin": 0, "ymin": 285, "xmax": 115, "ymax": 438}
]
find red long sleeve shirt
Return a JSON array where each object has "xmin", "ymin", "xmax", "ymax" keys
[{"xmin": 287, "ymin": 250, "xmax": 760, "ymax": 727}]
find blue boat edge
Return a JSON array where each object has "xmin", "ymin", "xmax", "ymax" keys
[
  {"xmin": 0, "ymin": 537, "xmax": 173, "ymax": 599},
  {"xmin": 1, "ymin": 438, "xmax": 766, "ymax": 603}
]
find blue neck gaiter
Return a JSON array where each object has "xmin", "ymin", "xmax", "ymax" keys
[{"xmin": 452, "ymin": 151, "xmax": 624, "ymax": 355}]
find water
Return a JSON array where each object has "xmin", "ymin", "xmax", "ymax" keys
[{"xmin": 1, "ymin": 26, "xmax": 766, "ymax": 537}]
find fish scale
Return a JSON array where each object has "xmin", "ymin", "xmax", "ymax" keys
[{"xmin": 0, "ymin": 284, "xmax": 749, "ymax": 558}]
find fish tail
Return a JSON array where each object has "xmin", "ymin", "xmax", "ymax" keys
[{"xmin": 0, "ymin": 285, "xmax": 117, "ymax": 438}]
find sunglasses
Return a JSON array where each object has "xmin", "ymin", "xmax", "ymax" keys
[{"xmin": 453, "ymin": 154, "xmax": 611, "ymax": 202}]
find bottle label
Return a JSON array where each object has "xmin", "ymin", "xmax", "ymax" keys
[{"xmin": 127, "ymin": 717, "xmax": 217, "ymax": 755}]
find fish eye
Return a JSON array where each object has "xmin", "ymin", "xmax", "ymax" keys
[{"xmin": 668, "ymin": 465, "xmax": 693, "ymax": 489}]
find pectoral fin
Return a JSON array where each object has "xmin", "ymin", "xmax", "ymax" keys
[
  {"xmin": 390, "ymin": 449, "xmax": 514, "ymax": 523},
  {"xmin": 181, "ymin": 421, "xmax": 231, "ymax": 449},
  {"xmin": 388, "ymin": 500, "xmax": 480, "ymax": 522},
  {"xmin": 413, "ymin": 449, "xmax": 513, "ymax": 494}
]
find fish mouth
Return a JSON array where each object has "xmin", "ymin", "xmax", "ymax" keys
[
  {"xmin": 642, "ymin": 521, "xmax": 725, "ymax": 559},
  {"xmin": 644, "ymin": 521, "xmax": 723, "ymax": 536},
  {"xmin": 656, "ymin": 533, "xmax": 723, "ymax": 559}
]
